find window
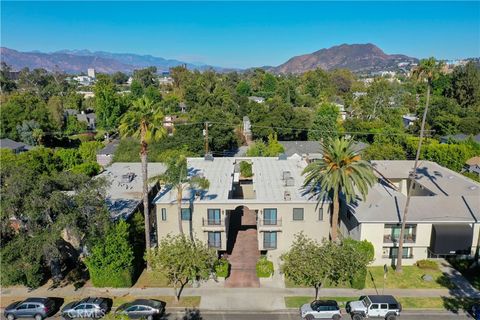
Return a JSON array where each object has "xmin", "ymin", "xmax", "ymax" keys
[
  {"xmin": 84, "ymin": 305, "xmax": 94, "ymax": 310},
  {"xmin": 380, "ymin": 304, "xmax": 388, "ymax": 309},
  {"xmin": 388, "ymin": 247, "xmax": 412, "ymax": 259},
  {"xmin": 181, "ymin": 208, "xmax": 191, "ymax": 221},
  {"xmin": 126, "ymin": 306, "xmax": 138, "ymax": 312},
  {"xmin": 26, "ymin": 305, "xmax": 37, "ymax": 309},
  {"xmin": 161, "ymin": 208, "xmax": 167, "ymax": 221},
  {"xmin": 370, "ymin": 304, "xmax": 379, "ymax": 309},
  {"xmin": 208, "ymin": 232, "xmax": 221, "ymax": 248},
  {"xmin": 264, "ymin": 208, "xmax": 277, "ymax": 225},
  {"xmin": 293, "ymin": 208, "xmax": 304, "ymax": 221},
  {"xmin": 207, "ymin": 209, "xmax": 221, "ymax": 225},
  {"xmin": 264, "ymin": 232, "xmax": 277, "ymax": 249},
  {"xmin": 16, "ymin": 305, "xmax": 28, "ymax": 310},
  {"xmin": 318, "ymin": 207, "xmax": 324, "ymax": 221}
]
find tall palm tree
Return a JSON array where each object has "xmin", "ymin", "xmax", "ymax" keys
[
  {"xmin": 119, "ymin": 96, "xmax": 166, "ymax": 251},
  {"xmin": 303, "ymin": 137, "xmax": 376, "ymax": 241},
  {"xmin": 396, "ymin": 58, "xmax": 443, "ymax": 272},
  {"xmin": 158, "ymin": 155, "xmax": 209, "ymax": 237}
]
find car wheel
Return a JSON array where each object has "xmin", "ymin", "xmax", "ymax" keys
[
  {"xmin": 34, "ymin": 314, "xmax": 43, "ymax": 320},
  {"xmin": 332, "ymin": 315, "xmax": 341, "ymax": 320},
  {"xmin": 352, "ymin": 314, "xmax": 364, "ymax": 320},
  {"xmin": 385, "ymin": 315, "xmax": 396, "ymax": 320},
  {"xmin": 305, "ymin": 315, "xmax": 315, "ymax": 320},
  {"xmin": 6, "ymin": 313, "xmax": 15, "ymax": 320}
]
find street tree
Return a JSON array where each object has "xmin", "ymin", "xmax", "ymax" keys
[
  {"xmin": 119, "ymin": 96, "xmax": 166, "ymax": 253},
  {"xmin": 146, "ymin": 234, "xmax": 216, "ymax": 301},
  {"xmin": 281, "ymin": 233, "xmax": 372, "ymax": 299},
  {"xmin": 302, "ymin": 137, "xmax": 376, "ymax": 241}
]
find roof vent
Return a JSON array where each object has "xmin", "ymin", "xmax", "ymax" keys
[
  {"xmin": 284, "ymin": 191, "xmax": 291, "ymax": 201},
  {"xmin": 121, "ymin": 172, "xmax": 135, "ymax": 183},
  {"xmin": 282, "ymin": 170, "xmax": 292, "ymax": 180},
  {"xmin": 284, "ymin": 177, "xmax": 295, "ymax": 187},
  {"xmin": 278, "ymin": 153, "xmax": 288, "ymax": 160},
  {"xmin": 204, "ymin": 153, "xmax": 214, "ymax": 161}
]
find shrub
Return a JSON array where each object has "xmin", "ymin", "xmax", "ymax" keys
[
  {"xmin": 350, "ymin": 267, "xmax": 367, "ymax": 289},
  {"xmin": 215, "ymin": 258, "xmax": 230, "ymax": 278},
  {"xmin": 71, "ymin": 162, "xmax": 101, "ymax": 176},
  {"xmin": 256, "ymin": 256, "xmax": 274, "ymax": 278},
  {"xmin": 240, "ymin": 161, "xmax": 253, "ymax": 178},
  {"xmin": 416, "ymin": 259, "xmax": 439, "ymax": 270}
]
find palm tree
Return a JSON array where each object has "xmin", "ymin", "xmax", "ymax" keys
[
  {"xmin": 158, "ymin": 155, "xmax": 209, "ymax": 237},
  {"xmin": 302, "ymin": 137, "xmax": 376, "ymax": 242},
  {"xmin": 119, "ymin": 96, "xmax": 166, "ymax": 251},
  {"xmin": 396, "ymin": 58, "xmax": 443, "ymax": 272}
]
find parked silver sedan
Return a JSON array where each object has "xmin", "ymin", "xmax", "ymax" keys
[{"xmin": 115, "ymin": 299, "xmax": 165, "ymax": 320}]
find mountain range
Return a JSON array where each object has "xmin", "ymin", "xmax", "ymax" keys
[{"xmin": 1, "ymin": 44, "xmax": 418, "ymax": 74}]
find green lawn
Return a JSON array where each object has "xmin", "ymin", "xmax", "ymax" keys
[
  {"xmin": 111, "ymin": 295, "xmax": 200, "ymax": 308},
  {"xmin": 285, "ymin": 263, "xmax": 453, "ymax": 289},
  {"xmin": 285, "ymin": 296, "xmax": 445, "ymax": 309},
  {"xmin": 133, "ymin": 270, "xmax": 192, "ymax": 288}
]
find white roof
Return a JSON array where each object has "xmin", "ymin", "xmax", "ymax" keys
[
  {"xmin": 96, "ymin": 162, "xmax": 167, "ymax": 219},
  {"xmin": 154, "ymin": 157, "xmax": 316, "ymax": 205}
]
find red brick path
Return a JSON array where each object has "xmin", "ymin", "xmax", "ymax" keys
[{"xmin": 225, "ymin": 208, "xmax": 260, "ymax": 288}]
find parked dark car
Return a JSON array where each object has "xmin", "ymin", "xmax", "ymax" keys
[
  {"xmin": 472, "ymin": 304, "xmax": 480, "ymax": 320},
  {"xmin": 4, "ymin": 298, "xmax": 56, "ymax": 320},
  {"xmin": 116, "ymin": 299, "xmax": 165, "ymax": 319},
  {"xmin": 61, "ymin": 297, "xmax": 109, "ymax": 319}
]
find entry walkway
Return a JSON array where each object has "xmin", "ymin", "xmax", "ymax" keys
[{"xmin": 225, "ymin": 207, "xmax": 260, "ymax": 288}]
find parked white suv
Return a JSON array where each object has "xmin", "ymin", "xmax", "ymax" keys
[
  {"xmin": 300, "ymin": 300, "xmax": 342, "ymax": 319},
  {"xmin": 345, "ymin": 295, "xmax": 401, "ymax": 320}
]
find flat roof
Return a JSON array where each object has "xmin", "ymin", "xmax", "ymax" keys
[
  {"xmin": 154, "ymin": 157, "xmax": 316, "ymax": 205},
  {"xmin": 96, "ymin": 162, "xmax": 166, "ymax": 219},
  {"xmin": 352, "ymin": 161, "xmax": 480, "ymax": 223}
]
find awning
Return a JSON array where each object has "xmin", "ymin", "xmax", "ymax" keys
[{"xmin": 430, "ymin": 224, "xmax": 473, "ymax": 255}]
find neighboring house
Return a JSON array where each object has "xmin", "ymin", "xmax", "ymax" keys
[
  {"xmin": 158, "ymin": 76, "xmax": 174, "ymax": 86},
  {"xmin": 279, "ymin": 141, "xmax": 368, "ymax": 162},
  {"xmin": 248, "ymin": 96, "xmax": 265, "ymax": 104},
  {"xmin": 339, "ymin": 160, "xmax": 480, "ymax": 266},
  {"xmin": 72, "ymin": 75, "xmax": 94, "ymax": 86},
  {"xmin": 96, "ymin": 162, "xmax": 167, "ymax": 221},
  {"xmin": 464, "ymin": 156, "xmax": 480, "ymax": 175},
  {"xmin": 96, "ymin": 140, "xmax": 120, "ymax": 167},
  {"xmin": 127, "ymin": 77, "xmax": 133, "ymax": 85},
  {"xmin": 333, "ymin": 103, "xmax": 347, "ymax": 121},
  {"xmin": 155, "ymin": 156, "xmax": 330, "ymax": 269},
  {"xmin": 440, "ymin": 133, "xmax": 480, "ymax": 144},
  {"xmin": 163, "ymin": 115, "xmax": 177, "ymax": 135},
  {"xmin": 0, "ymin": 138, "xmax": 33, "ymax": 153},
  {"xmin": 87, "ymin": 68, "xmax": 96, "ymax": 79},
  {"xmin": 76, "ymin": 91, "xmax": 95, "ymax": 99},
  {"xmin": 353, "ymin": 91, "xmax": 367, "ymax": 99},
  {"xmin": 402, "ymin": 114, "xmax": 418, "ymax": 128},
  {"xmin": 76, "ymin": 112, "xmax": 97, "ymax": 130}
]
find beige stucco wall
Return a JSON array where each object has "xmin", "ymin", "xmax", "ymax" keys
[
  {"xmin": 472, "ymin": 223, "xmax": 480, "ymax": 256},
  {"xmin": 155, "ymin": 201, "xmax": 330, "ymax": 269}
]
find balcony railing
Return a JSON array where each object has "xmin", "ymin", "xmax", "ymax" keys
[
  {"xmin": 202, "ymin": 218, "xmax": 225, "ymax": 227},
  {"xmin": 208, "ymin": 240, "xmax": 222, "ymax": 248},
  {"xmin": 383, "ymin": 234, "xmax": 416, "ymax": 243},
  {"xmin": 258, "ymin": 218, "xmax": 282, "ymax": 226},
  {"xmin": 382, "ymin": 254, "xmax": 414, "ymax": 259}
]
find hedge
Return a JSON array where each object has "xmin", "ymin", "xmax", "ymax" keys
[
  {"xmin": 256, "ymin": 256, "xmax": 274, "ymax": 278},
  {"xmin": 215, "ymin": 258, "xmax": 230, "ymax": 278},
  {"xmin": 350, "ymin": 266, "xmax": 367, "ymax": 289},
  {"xmin": 416, "ymin": 259, "xmax": 439, "ymax": 270},
  {"xmin": 88, "ymin": 268, "xmax": 133, "ymax": 288}
]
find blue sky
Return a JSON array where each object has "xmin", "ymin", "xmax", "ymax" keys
[{"xmin": 1, "ymin": 1, "xmax": 479, "ymax": 68}]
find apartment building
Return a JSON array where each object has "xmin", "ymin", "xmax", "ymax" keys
[
  {"xmin": 154, "ymin": 156, "xmax": 331, "ymax": 267},
  {"xmin": 340, "ymin": 160, "xmax": 480, "ymax": 266}
]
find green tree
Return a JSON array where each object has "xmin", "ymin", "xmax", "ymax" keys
[
  {"xmin": 146, "ymin": 234, "xmax": 216, "ymax": 301},
  {"xmin": 363, "ymin": 143, "xmax": 406, "ymax": 160},
  {"xmin": 302, "ymin": 138, "xmax": 376, "ymax": 241},
  {"xmin": 119, "ymin": 96, "xmax": 166, "ymax": 253},
  {"xmin": 94, "ymin": 75, "xmax": 125, "ymax": 129},
  {"xmin": 0, "ymin": 62, "xmax": 17, "ymax": 93},
  {"xmin": 397, "ymin": 57, "xmax": 443, "ymax": 273},
  {"xmin": 308, "ymin": 103, "xmax": 339, "ymax": 142},
  {"xmin": 85, "ymin": 220, "xmax": 135, "ymax": 287},
  {"xmin": 236, "ymin": 81, "xmax": 251, "ymax": 96},
  {"xmin": 449, "ymin": 61, "xmax": 480, "ymax": 108},
  {"xmin": 47, "ymin": 96, "xmax": 64, "ymax": 129},
  {"xmin": 156, "ymin": 155, "xmax": 209, "ymax": 236},
  {"xmin": 78, "ymin": 141, "xmax": 104, "ymax": 162},
  {"xmin": 281, "ymin": 233, "xmax": 372, "ymax": 299},
  {"xmin": 246, "ymin": 133, "xmax": 285, "ymax": 157}
]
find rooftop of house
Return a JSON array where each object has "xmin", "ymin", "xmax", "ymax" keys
[
  {"xmin": 466, "ymin": 156, "xmax": 480, "ymax": 166},
  {"xmin": 154, "ymin": 156, "xmax": 315, "ymax": 205},
  {"xmin": 0, "ymin": 138, "xmax": 32, "ymax": 151},
  {"xmin": 96, "ymin": 162, "xmax": 167, "ymax": 220},
  {"xmin": 351, "ymin": 160, "xmax": 480, "ymax": 223}
]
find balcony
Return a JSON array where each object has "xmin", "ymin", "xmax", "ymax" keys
[
  {"xmin": 258, "ymin": 218, "xmax": 282, "ymax": 231},
  {"xmin": 383, "ymin": 234, "xmax": 416, "ymax": 244},
  {"xmin": 202, "ymin": 218, "xmax": 225, "ymax": 230}
]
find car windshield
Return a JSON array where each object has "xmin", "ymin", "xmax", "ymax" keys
[
  {"xmin": 310, "ymin": 301, "xmax": 321, "ymax": 309},
  {"xmin": 362, "ymin": 297, "xmax": 371, "ymax": 308}
]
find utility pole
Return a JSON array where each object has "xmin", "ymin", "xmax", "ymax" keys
[{"xmin": 204, "ymin": 121, "xmax": 209, "ymax": 155}]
